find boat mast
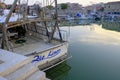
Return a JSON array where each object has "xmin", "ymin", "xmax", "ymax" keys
[
  {"xmin": 1, "ymin": 0, "xmax": 19, "ymax": 50},
  {"xmin": 49, "ymin": 0, "xmax": 62, "ymax": 42},
  {"xmin": 55, "ymin": 0, "xmax": 62, "ymax": 41}
]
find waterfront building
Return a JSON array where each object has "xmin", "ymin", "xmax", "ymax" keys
[
  {"xmin": 28, "ymin": 5, "xmax": 36, "ymax": 15},
  {"xmin": 57, "ymin": 3, "xmax": 83, "ymax": 19},
  {"xmin": 104, "ymin": 1, "xmax": 120, "ymax": 20},
  {"xmin": 104, "ymin": 1, "xmax": 120, "ymax": 14},
  {"xmin": 84, "ymin": 3, "xmax": 104, "ymax": 15}
]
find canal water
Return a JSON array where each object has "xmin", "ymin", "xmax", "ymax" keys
[{"xmin": 46, "ymin": 20, "xmax": 120, "ymax": 80}]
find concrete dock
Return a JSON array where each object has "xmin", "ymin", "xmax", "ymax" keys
[{"xmin": 0, "ymin": 49, "xmax": 50, "ymax": 80}]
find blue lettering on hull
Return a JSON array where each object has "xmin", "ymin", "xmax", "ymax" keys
[{"xmin": 31, "ymin": 49, "xmax": 61, "ymax": 63}]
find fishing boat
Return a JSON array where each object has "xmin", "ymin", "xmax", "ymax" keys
[{"xmin": 0, "ymin": 0, "xmax": 71, "ymax": 72}]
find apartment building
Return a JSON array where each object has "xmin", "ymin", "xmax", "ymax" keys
[
  {"xmin": 57, "ymin": 3, "xmax": 83, "ymax": 17},
  {"xmin": 104, "ymin": 1, "xmax": 120, "ymax": 14}
]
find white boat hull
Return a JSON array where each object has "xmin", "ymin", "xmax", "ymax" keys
[{"xmin": 26, "ymin": 42, "xmax": 70, "ymax": 70}]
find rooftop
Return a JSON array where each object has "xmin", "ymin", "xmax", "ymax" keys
[{"xmin": 106, "ymin": 1, "xmax": 120, "ymax": 5}]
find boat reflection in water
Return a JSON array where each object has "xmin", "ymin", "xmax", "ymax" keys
[
  {"xmin": 102, "ymin": 21, "xmax": 120, "ymax": 32},
  {"xmin": 45, "ymin": 62, "xmax": 71, "ymax": 80}
]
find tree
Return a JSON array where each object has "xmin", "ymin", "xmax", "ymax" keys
[{"xmin": 61, "ymin": 3, "xmax": 68, "ymax": 10}]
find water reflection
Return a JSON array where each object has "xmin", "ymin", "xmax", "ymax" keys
[
  {"xmin": 62, "ymin": 20, "xmax": 120, "ymax": 45},
  {"xmin": 102, "ymin": 21, "xmax": 120, "ymax": 32},
  {"xmin": 73, "ymin": 20, "xmax": 94, "ymax": 25},
  {"xmin": 60, "ymin": 20, "xmax": 101, "ymax": 26},
  {"xmin": 45, "ymin": 62, "xmax": 71, "ymax": 80},
  {"xmin": 48, "ymin": 20, "xmax": 120, "ymax": 80}
]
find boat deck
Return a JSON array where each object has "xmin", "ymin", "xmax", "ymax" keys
[
  {"xmin": 0, "ymin": 49, "xmax": 50, "ymax": 80},
  {"xmin": 10, "ymin": 35, "xmax": 58, "ymax": 56}
]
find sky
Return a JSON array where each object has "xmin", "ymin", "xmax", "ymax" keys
[
  {"xmin": 58, "ymin": 0, "xmax": 119, "ymax": 6},
  {"xmin": 3, "ymin": 0, "xmax": 120, "ymax": 6}
]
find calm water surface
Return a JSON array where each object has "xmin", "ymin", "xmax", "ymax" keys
[{"xmin": 46, "ymin": 21, "xmax": 120, "ymax": 80}]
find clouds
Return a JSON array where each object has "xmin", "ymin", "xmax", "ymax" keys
[
  {"xmin": 4, "ymin": 0, "xmax": 119, "ymax": 6},
  {"xmin": 57, "ymin": 0, "xmax": 119, "ymax": 6}
]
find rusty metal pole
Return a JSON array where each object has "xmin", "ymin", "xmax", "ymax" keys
[
  {"xmin": 1, "ymin": 0, "xmax": 19, "ymax": 50},
  {"xmin": 55, "ymin": 0, "xmax": 62, "ymax": 41},
  {"xmin": 49, "ymin": 0, "xmax": 63, "ymax": 42}
]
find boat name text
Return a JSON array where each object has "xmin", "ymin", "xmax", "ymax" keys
[{"xmin": 31, "ymin": 49, "xmax": 61, "ymax": 63}]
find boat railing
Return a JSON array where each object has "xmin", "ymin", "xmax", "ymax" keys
[
  {"xmin": 25, "ymin": 42, "xmax": 67, "ymax": 56},
  {"xmin": 53, "ymin": 29, "xmax": 68, "ymax": 42}
]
